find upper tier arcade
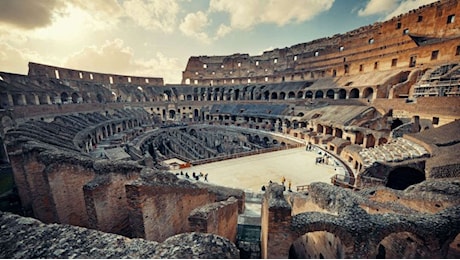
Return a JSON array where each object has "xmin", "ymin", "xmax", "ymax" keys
[
  {"xmin": 182, "ymin": 0, "xmax": 460, "ymax": 86},
  {"xmin": 28, "ymin": 62, "xmax": 164, "ymax": 86}
]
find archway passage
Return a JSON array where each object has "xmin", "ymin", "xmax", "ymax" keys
[
  {"xmin": 386, "ymin": 167, "xmax": 425, "ymax": 190},
  {"xmin": 289, "ymin": 231, "xmax": 345, "ymax": 259}
]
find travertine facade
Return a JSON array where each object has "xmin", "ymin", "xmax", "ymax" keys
[{"xmin": 0, "ymin": 0, "xmax": 459, "ymax": 258}]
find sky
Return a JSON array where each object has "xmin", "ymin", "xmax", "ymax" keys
[{"xmin": 0, "ymin": 0, "xmax": 438, "ymax": 84}]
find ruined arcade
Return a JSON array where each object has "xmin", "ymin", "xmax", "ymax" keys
[{"xmin": 1, "ymin": 0, "xmax": 460, "ymax": 258}]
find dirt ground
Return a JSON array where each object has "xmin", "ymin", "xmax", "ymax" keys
[{"xmin": 173, "ymin": 147, "xmax": 341, "ymax": 193}]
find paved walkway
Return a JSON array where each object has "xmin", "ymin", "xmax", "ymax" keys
[{"xmin": 174, "ymin": 147, "xmax": 340, "ymax": 193}]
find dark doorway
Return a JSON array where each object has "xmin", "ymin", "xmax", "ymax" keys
[{"xmin": 386, "ymin": 167, "xmax": 425, "ymax": 190}]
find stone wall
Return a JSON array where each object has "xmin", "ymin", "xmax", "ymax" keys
[
  {"xmin": 28, "ymin": 62, "xmax": 164, "ymax": 86},
  {"xmin": 0, "ymin": 211, "xmax": 239, "ymax": 259},
  {"xmin": 126, "ymin": 171, "xmax": 216, "ymax": 242},
  {"xmin": 261, "ymin": 182, "xmax": 460, "ymax": 258},
  {"xmin": 188, "ymin": 197, "xmax": 239, "ymax": 242}
]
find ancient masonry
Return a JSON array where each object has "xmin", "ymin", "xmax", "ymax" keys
[{"xmin": 0, "ymin": 0, "xmax": 460, "ymax": 258}]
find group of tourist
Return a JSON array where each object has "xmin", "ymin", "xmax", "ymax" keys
[{"xmin": 177, "ymin": 171, "xmax": 208, "ymax": 182}]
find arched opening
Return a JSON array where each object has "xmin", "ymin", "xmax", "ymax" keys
[
  {"xmin": 96, "ymin": 93, "xmax": 104, "ymax": 103},
  {"xmin": 297, "ymin": 91, "xmax": 303, "ymax": 99},
  {"xmin": 376, "ymin": 232, "xmax": 431, "ymax": 258},
  {"xmin": 61, "ymin": 92, "xmax": 69, "ymax": 103},
  {"xmin": 315, "ymin": 90, "xmax": 324, "ymax": 99},
  {"xmin": 271, "ymin": 92, "xmax": 278, "ymax": 100},
  {"xmin": 71, "ymin": 92, "xmax": 80, "ymax": 103},
  {"xmin": 446, "ymin": 233, "xmax": 460, "ymax": 258},
  {"xmin": 263, "ymin": 91, "xmax": 270, "ymax": 100},
  {"xmin": 386, "ymin": 167, "xmax": 425, "ymax": 190},
  {"xmin": 366, "ymin": 134, "xmax": 376, "ymax": 148},
  {"xmin": 234, "ymin": 89, "xmax": 240, "ymax": 100},
  {"xmin": 289, "ymin": 231, "xmax": 346, "ymax": 259},
  {"xmin": 326, "ymin": 89, "xmax": 335, "ymax": 99},
  {"xmin": 166, "ymin": 109, "xmax": 175, "ymax": 120},
  {"xmin": 349, "ymin": 88, "xmax": 359, "ymax": 98},
  {"xmin": 288, "ymin": 91, "xmax": 296, "ymax": 99},
  {"xmin": 363, "ymin": 87, "xmax": 374, "ymax": 100},
  {"xmin": 194, "ymin": 109, "xmax": 199, "ymax": 120},
  {"xmin": 305, "ymin": 91, "xmax": 313, "ymax": 99},
  {"xmin": 378, "ymin": 137, "xmax": 388, "ymax": 145},
  {"xmin": 391, "ymin": 118, "xmax": 404, "ymax": 130},
  {"xmin": 279, "ymin": 92, "xmax": 286, "ymax": 100},
  {"xmin": 317, "ymin": 124, "xmax": 324, "ymax": 134},
  {"xmin": 338, "ymin": 89, "xmax": 346, "ymax": 99}
]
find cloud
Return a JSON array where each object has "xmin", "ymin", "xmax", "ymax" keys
[
  {"xmin": 209, "ymin": 0, "xmax": 334, "ymax": 30},
  {"xmin": 358, "ymin": 0, "xmax": 438, "ymax": 19},
  {"xmin": 215, "ymin": 24, "xmax": 232, "ymax": 38},
  {"xmin": 64, "ymin": 39, "xmax": 183, "ymax": 83},
  {"xmin": 179, "ymin": 11, "xmax": 211, "ymax": 43},
  {"xmin": 0, "ymin": 43, "xmax": 35, "ymax": 74},
  {"xmin": 358, "ymin": 0, "xmax": 398, "ymax": 16},
  {"xmin": 0, "ymin": 0, "xmax": 66, "ymax": 29},
  {"xmin": 384, "ymin": 0, "xmax": 439, "ymax": 20},
  {"xmin": 122, "ymin": 0, "xmax": 180, "ymax": 33}
]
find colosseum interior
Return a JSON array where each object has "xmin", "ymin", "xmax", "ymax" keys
[{"xmin": 1, "ymin": 0, "xmax": 460, "ymax": 258}]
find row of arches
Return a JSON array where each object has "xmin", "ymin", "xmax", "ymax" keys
[{"xmin": 178, "ymin": 86, "xmax": 375, "ymax": 102}]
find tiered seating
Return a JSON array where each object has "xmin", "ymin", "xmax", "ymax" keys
[{"xmin": 358, "ymin": 138, "xmax": 429, "ymax": 168}]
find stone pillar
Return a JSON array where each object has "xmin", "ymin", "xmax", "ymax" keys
[
  {"xmin": 334, "ymin": 91, "xmax": 340, "ymax": 100},
  {"xmin": 261, "ymin": 183, "xmax": 293, "ymax": 259},
  {"xmin": 16, "ymin": 94, "xmax": 27, "ymax": 106}
]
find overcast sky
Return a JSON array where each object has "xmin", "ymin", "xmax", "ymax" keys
[{"xmin": 0, "ymin": 0, "xmax": 437, "ymax": 84}]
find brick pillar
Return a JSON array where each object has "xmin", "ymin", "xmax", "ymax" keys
[{"xmin": 261, "ymin": 183, "xmax": 294, "ymax": 259}]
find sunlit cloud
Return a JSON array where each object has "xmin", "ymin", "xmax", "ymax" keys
[
  {"xmin": 64, "ymin": 39, "xmax": 183, "ymax": 83},
  {"xmin": 122, "ymin": 0, "xmax": 180, "ymax": 33},
  {"xmin": 209, "ymin": 0, "xmax": 334, "ymax": 30},
  {"xmin": 179, "ymin": 11, "xmax": 211, "ymax": 44},
  {"xmin": 358, "ymin": 0, "xmax": 438, "ymax": 20},
  {"xmin": 0, "ymin": 43, "xmax": 37, "ymax": 74}
]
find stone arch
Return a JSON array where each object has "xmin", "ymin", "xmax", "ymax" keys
[
  {"xmin": 362, "ymin": 87, "xmax": 374, "ymax": 100},
  {"xmin": 445, "ymin": 233, "xmax": 460, "ymax": 258},
  {"xmin": 365, "ymin": 134, "xmax": 376, "ymax": 148},
  {"xmin": 297, "ymin": 91, "xmax": 303, "ymax": 99},
  {"xmin": 61, "ymin": 92, "xmax": 69, "ymax": 103},
  {"xmin": 186, "ymin": 94, "xmax": 193, "ymax": 101},
  {"xmin": 96, "ymin": 93, "xmax": 105, "ymax": 103},
  {"xmin": 169, "ymin": 109, "xmax": 176, "ymax": 120},
  {"xmin": 38, "ymin": 94, "xmax": 51, "ymax": 105},
  {"xmin": 262, "ymin": 136, "xmax": 270, "ymax": 146},
  {"xmin": 374, "ymin": 231, "xmax": 432, "ymax": 258},
  {"xmin": 234, "ymin": 89, "xmax": 240, "ymax": 101},
  {"xmin": 317, "ymin": 124, "xmax": 324, "ymax": 134},
  {"xmin": 326, "ymin": 89, "xmax": 335, "ymax": 99},
  {"xmin": 279, "ymin": 92, "xmax": 286, "ymax": 100},
  {"xmin": 338, "ymin": 89, "xmax": 347, "ymax": 99},
  {"xmin": 71, "ymin": 92, "xmax": 80, "ymax": 103},
  {"xmin": 263, "ymin": 90, "xmax": 270, "ymax": 100},
  {"xmin": 271, "ymin": 92, "xmax": 278, "ymax": 100},
  {"xmin": 315, "ymin": 90, "xmax": 324, "ymax": 99},
  {"xmin": 288, "ymin": 91, "xmax": 296, "ymax": 99},
  {"xmin": 305, "ymin": 91, "xmax": 313, "ymax": 99},
  {"xmin": 349, "ymin": 88, "xmax": 359, "ymax": 98},
  {"xmin": 386, "ymin": 167, "xmax": 425, "ymax": 190},
  {"xmin": 289, "ymin": 231, "xmax": 346, "ymax": 259},
  {"xmin": 194, "ymin": 109, "xmax": 199, "ymax": 120},
  {"xmin": 1, "ymin": 115, "xmax": 15, "ymax": 132},
  {"xmin": 291, "ymin": 213, "xmax": 356, "ymax": 258},
  {"xmin": 378, "ymin": 137, "xmax": 388, "ymax": 145}
]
